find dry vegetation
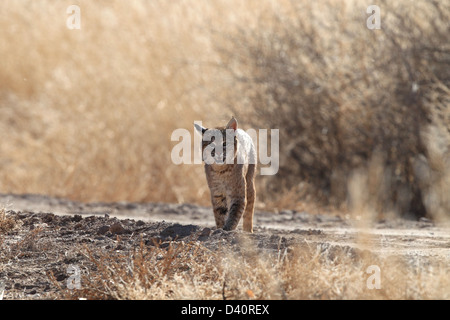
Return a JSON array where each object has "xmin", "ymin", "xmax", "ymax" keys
[
  {"xmin": 0, "ymin": 208, "xmax": 18, "ymax": 233},
  {"xmin": 54, "ymin": 240, "xmax": 449, "ymax": 300},
  {"xmin": 0, "ymin": 0, "xmax": 449, "ymax": 301},
  {"xmin": 213, "ymin": 0, "xmax": 450, "ymax": 219},
  {"xmin": 0, "ymin": 0, "xmax": 448, "ymax": 219},
  {"xmin": 1, "ymin": 202, "xmax": 449, "ymax": 300}
]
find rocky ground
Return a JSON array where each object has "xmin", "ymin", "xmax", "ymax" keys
[{"xmin": 0, "ymin": 193, "xmax": 449, "ymax": 299}]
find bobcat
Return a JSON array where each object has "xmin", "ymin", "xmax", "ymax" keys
[{"xmin": 194, "ymin": 117, "xmax": 256, "ymax": 232}]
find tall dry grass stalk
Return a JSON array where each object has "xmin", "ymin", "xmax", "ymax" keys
[{"xmin": 0, "ymin": 0, "xmax": 448, "ymax": 218}]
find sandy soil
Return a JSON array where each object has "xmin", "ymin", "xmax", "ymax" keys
[{"xmin": 0, "ymin": 193, "xmax": 449, "ymax": 299}]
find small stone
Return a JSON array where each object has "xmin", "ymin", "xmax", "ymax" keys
[
  {"xmin": 200, "ymin": 227, "xmax": 212, "ymax": 237},
  {"xmin": 56, "ymin": 273, "xmax": 66, "ymax": 282},
  {"xmin": 110, "ymin": 222, "xmax": 126, "ymax": 235},
  {"xmin": 97, "ymin": 225, "xmax": 110, "ymax": 235},
  {"xmin": 72, "ymin": 215, "xmax": 83, "ymax": 222},
  {"xmin": 74, "ymin": 223, "xmax": 83, "ymax": 229},
  {"xmin": 136, "ymin": 220, "xmax": 145, "ymax": 226},
  {"xmin": 115, "ymin": 244, "xmax": 125, "ymax": 250}
]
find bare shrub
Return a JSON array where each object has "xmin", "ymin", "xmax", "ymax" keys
[{"xmin": 208, "ymin": 0, "xmax": 449, "ymax": 218}]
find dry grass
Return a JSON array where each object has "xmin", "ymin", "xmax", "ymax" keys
[
  {"xmin": 1, "ymin": 210, "xmax": 448, "ymax": 300},
  {"xmin": 0, "ymin": 0, "xmax": 212, "ymax": 204},
  {"xmin": 213, "ymin": 0, "xmax": 450, "ymax": 218},
  {"xmin": 0, "ymin": 0, "xmax": 448, "ymax": 218},
  {"xmin": 56, "ymin": 239, "xmax": 449, "ymax": 300},
  {"xmin": 0, "ymin": 209, "xmax": 19, "ymax": 233}
]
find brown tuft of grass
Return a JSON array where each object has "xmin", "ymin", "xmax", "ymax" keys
[{"xmin": 0, "ymin": 209, "xmax": 18, "ymax": 233}]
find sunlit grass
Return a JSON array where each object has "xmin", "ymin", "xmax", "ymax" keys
[{"xmin": 0, "ymin": 0, "xmax": 448, "ymax": 219}]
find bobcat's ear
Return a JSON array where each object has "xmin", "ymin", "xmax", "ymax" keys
[
  {"xmin": 226, "ymin": 116, "xmax": 238, "ymax": 131},
  {"xmin": 194, "ymin": 123, "xmax": 207, "ymax": 135}
]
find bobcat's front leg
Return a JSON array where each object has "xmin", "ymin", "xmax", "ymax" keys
[
  {"xmin": 223, "ymin": 196, "xmax": 246, "ymax": 231},
  {"xmin": 223, "ymin": 164, "xmax": 247, "ymax": 230},
  {"xmin": 211, "ymin": 194, "xmax": 227, "ymax": 229},
  {"xmin": 223, "ymin": 173, "xmax": 247, "ymax": 231}
]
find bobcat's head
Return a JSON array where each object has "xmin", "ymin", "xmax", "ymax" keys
[{"xmin": 194, "ymin": 117, "xmax": 238, "ymax": 165}]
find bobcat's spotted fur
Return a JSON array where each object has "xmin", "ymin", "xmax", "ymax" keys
[{"xmin": 195, "ymin": 117, "xmax": 256, "ymax": 232}]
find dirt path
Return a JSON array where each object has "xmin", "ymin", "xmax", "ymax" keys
[{"xmin": 0, "ymin": 193, "xmax": 449, "ymax": 299}]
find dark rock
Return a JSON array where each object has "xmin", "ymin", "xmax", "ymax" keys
[
  {"xmin": 136, "ymin": 220, "xmax": 145, "ymax": 226},
  {"xmin": 72, "ymin": 215, "xmax": 83, "ymax": 222},
  {"xmin": 160, "ymin": 224, "xmax": 200, "ymax": 240},
  {"xmin": 97, "ymin": 225, "xmax": 110, "ymax": 235},
  {"xmin": 110, "ymin": 222, "xmax": 126, "ymax": 235}
]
